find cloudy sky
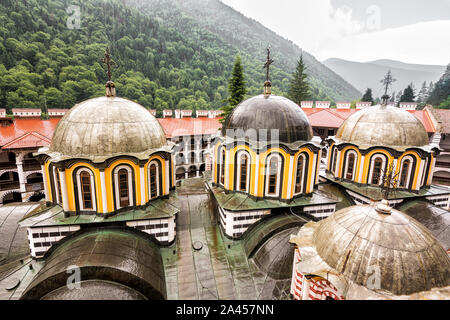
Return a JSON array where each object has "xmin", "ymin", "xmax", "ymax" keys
[{"xmin": 221, "ymin": 0, "xmax": 450, "ymax": 65}]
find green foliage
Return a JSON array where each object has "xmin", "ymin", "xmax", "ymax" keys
[
  {"xmin": 361, "ymin": 88, "xmax": 374, "ymax": 105},
  {"xmin": 437, "ymin": 95, "xmax": 450, "ymax": 109},
  {"xmin": 0, "ymin": 0, "xmax": 360, "ymax": 114},
  {"xmin": 399, "ymin": 84, "xmax": 416, "ymax": 105},
  {"xmin": 288, "ymin": 55, "xmax": 311, "ymax": 105},
  {"xmin": 428, "ymin": 64, "xmax": 450, "ymax": 106},
  {"xmin": 220, "ymin": 56, "xmax": 246, "ymax": 123}
]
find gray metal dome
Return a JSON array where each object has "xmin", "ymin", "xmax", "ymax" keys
[
  {"xmin": 223, "ymin": 95, "xmax": 313, "ymax": 143},
  {"xmin": 313, "ymin": 204, "xmax": 450, "ymax": 295},
  {"xmin": 336, "ymin": 105, "xmax": 429, "ymax": 148},
  {"xmin": 49, "ymin": 96, "xmax": 167, "ymax": 158}
]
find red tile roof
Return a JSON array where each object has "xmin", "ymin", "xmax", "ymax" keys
[
  {"xmin": 2, "ymin": 131, "xmax": 51, "ymax": 149},
  {"xmin": 0, "ymin": 108, "xmax": 437, "ymax": 148},
  {"xmin": 157, "ymin": 118, "xmax": 222, "ymax": 138},
  {"xmin": 0, "ymin": 118, "xmax": 59, "ymax": 147}
]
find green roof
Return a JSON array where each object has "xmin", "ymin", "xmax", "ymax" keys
[
  {"xmin": 323, "ymin": 171, "xmax": 450, "ymax": 201},
  {"xmin": 206, "ymin": 181, "xmax": 339, "ymax": 212},
  {"xmin": 20, "ymin": 193, "xmax": 180, "ymax": 228}
]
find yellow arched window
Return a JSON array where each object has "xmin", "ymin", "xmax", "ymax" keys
[
  {"xmin": 331, "ymin": 149, "xmax": 338, "ymax": 174},
  {"xmin": 371, "ymin": 158, "xmax": 383, "ymax": 185},
  {"xmin": 220, "ymin": 149, "xmax": 226, "ymax": 185},
  {"xmin": 239, "ymin": 153, "xmax": 249, "ymax": 192},
  {"xmin": 399, "ymin": 159, "xmax": 411, "ymax": 188},
  {"xmin": 149, "ymin": 163, "xmax": 159, "ymax": 199},
  {"xmin": 80, "ymin": 171, "xmax": 93, "ymax": 210},
  {"xmin": 295, "ymin": 156, "xmax": 305, "ymax": 194},
  {"xmin": 346, "ymin": 153, "xmax": 356, "ymax": 180},
  {"xmin": 118, "ymin": 169, "xmax": 129, "ymax": 207}
]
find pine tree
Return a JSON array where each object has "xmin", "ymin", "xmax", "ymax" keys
[
  {"xmin": 395, "ymin": 91, "xmax": 402, "ymax": 106},
  {"xmin": 427, "ymin": 63, "xmax": 450, "ymax": 106},
  {"xmin": 221, "ymin": 56, "xmax": 246, "ymax": 124},
  {"xmin": 399, "ymin": 83, "xmax": 416, "ymax": 105},
  {"xmin": 288, "ymin": 55, "xmax": 311, "ymax": 105},
  {"xmin": 390, "ymin": 91, "xmax": 396, "ymax": 103},
  {"xmin": 417, "ymin": 81, "xmax": 428, "ymax": 103},
  {"xmin": 361, "ymin": 88, "xmax": 374, "ymax": 105}
]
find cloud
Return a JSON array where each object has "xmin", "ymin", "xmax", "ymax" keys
[
  {"xmin": 321, "ymin": 20, "xmax": 450, "ymax": 65},
  {"xmin": 221, "ymin": 0, "xmax": 450, "ymax": 65}
]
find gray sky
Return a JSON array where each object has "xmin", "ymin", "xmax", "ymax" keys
[{"xmin": 221, "ymin": 0, "xmax": 450, "ymax": 65}]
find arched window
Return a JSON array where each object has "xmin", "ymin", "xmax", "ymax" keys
[
  {"xmin": 237, "ymin": 153, "xmax": 250, "ymax": 192},
  {"xmin": 345, "ymin": 153, "xmax": 357, "ymax": 180},
  {"xmin": 295, "ymin": 155, "xmax": 306, "ymax": 194},
  {"xmin": 220, "ymin": 149, "xmax": 226, "ymax": 185},
  {"xmin": 113, "ymin": 165, "xmax": 134, "ymax": 209},
  {"xmin": 420, "ymin": 157, "xmax": 428, "ymax": 187},
  {"xmin": 79, "ymin": 171, "xmax": 94, "ymax": 210},
  {"xmin": 53, "ymin": 167, "xmax": 62, "ymax": 205},
  {"xmin": 149, "ymin": 162, "xmax": 160, "ymax": 199},
  {"xmin": 118, "ymin": 169, "xmax": 129, "ymax": 207},
  {"xmin": 331, "ymin": 149, "xmax": 338, "ymax": 174},
  {"xmin": 265, "ymin": 154, "xmax": 282, "ymax": 197},
  {"xmin": 399, "ymin": 159, "xmax": 411, "ymax": 188},
  {"xmin": 370, "ymin": 157, "xmax": 384, "ymax": 185}
]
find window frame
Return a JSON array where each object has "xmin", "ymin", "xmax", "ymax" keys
[{"xmin": 76, "ymin": 168, "xmax": 96, "ymax": 212}]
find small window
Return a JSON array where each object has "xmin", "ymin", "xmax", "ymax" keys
[
  {"xmin": 80, "ymin": 171, "xmax": 93, "ymax": 209},
  {"xmin": 268, "ymin": 158, "xmax": 278, "ymax": 195},
  {"xmin": 118, "ymin": 169, "xmax": 129, "ymax": 207},
  {"xmin": 295, "ymin": 157, "xmax": 304, "ymax": 194},
  {"xmin": 346, "ymin": 154, "xmax": 356, "ymax": 180},
  {"xmin": 331, "ymin": 149, "xmax": 338, "ymax": 173},
  {"xmin": 399, "ymin": 159, "xmax": 410, "ymax": 188},
  {"xmin": 220, "ymin": 150, "xmax": 225, "ymax": 185},
  {"xmin": 55, "ymin": 169, "xmax": 62, "ymax": 204},
  {"xmin": 371, "ymin": 158, "xmax": 383, "ymax": 185},
  {"xmin": 150, "ymin": 164, "xmax": 158, "ymax": 199},
  {"xmin": 239, "ymin": 154, "xmax": 249, "ymax": 192}
]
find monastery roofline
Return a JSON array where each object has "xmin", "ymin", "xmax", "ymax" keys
[
  {"xmin": 34, "ymin": 142, "xmax": 175, "ymax": 164},
  {"xmin": 327, "ymin": 136, "xmax": 441, "ymax": 153},
  {"xmin": 219, "ymin": 135, "xmax": 323, "ymax": 151}
]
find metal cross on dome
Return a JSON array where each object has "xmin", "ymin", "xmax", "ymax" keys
[
  {"xmin": 263, "ymin": 47, "xmax": 274, "ymax": 82},
  {"xmin": 101, "ymin": 47, "xmax": 116, "ymax": 82},
  {"xmin": 380, "ymin": 70, "xmax": 396, "ymax": 105}
]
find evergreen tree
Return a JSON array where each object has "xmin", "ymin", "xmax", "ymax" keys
[
  {"xmin": 416, "ymin": 81, "xmax": 428, "ymax": 103},
  {"xmin": 361, "ymin": 88, "xmax": 374, "ymax": 105},
  {"xmin": 427, "ymin": 63, "xmax": 450, "ymax": 106},
  {"xmin": 220, "ymin": 56, "xmax": 246, "ymax": 124},
  {"xmin": 390, "ymin": 91, "xmax": 396, "ymax": 103},
  {"xmin": 288, "ymin": 55, "xmax": 311, "ymax": 105},
  {"xmin": 399, "ymin": 83, "xmax": 416, "ymax": 105}
]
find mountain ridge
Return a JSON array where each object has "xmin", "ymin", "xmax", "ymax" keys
[{"xmin": 323, "ymin": 57, "xmax": 446, "ymax": 97}]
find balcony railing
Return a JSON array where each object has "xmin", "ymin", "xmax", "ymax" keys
[
  {"xmin": 0, "ymin": 182, "xmax": 20, "ymax": 191},
  {"xmin": 26, "ymin": 182, "xmax": 44, "ymax": 192},
  {"xmin": 23, "ymin": 163, "xmax": 41, "ymax": 171},
  {"xmin": 0, "ymin": 162, "xmax": 17, "ymax": 170},
  {"xmin": 436, "ymin": 162, "xmax": 450, "ymax": 169}
]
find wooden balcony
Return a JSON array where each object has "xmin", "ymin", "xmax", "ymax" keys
[{"xmin": 0, "ymin": 181, "xmax": 20, "ymax": 191}]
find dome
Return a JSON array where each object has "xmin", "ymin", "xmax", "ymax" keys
[
  {"xmin": 223, "ymin": 95, "xmax": 313, "ymax": 143},
  {"xmin": 335, "ymin": 105, "xmax": 429, "ymax": 148},
  {"xmin": 312, "ymin": 204, "xmax": 450, "ymax": 295},
  {"xmin": 21, "ymin": 229, "xmax": 166, "ymax": 300},
  {"xmin": 49, "ymin": 96, "xmax": 167, "ymax": 158}
]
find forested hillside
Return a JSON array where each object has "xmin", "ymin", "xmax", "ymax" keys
[
  {"xmin": 126, "ymin": 0, "xmax": 361, "ymax": 101},
  {"xmin": 0, "ymin": 0, "xmax": 360, "ymax": 115}
]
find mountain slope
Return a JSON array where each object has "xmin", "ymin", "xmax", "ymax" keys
[
  {"xmin": 124, "ymin": 0, "xmax": 361, "ymax": 101},
  {"xmin": 323, "ymin": 58, "xmax": 446, "ymax": 97}
]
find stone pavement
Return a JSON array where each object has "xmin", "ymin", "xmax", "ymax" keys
[{"xmin": 161, "ymin": 179, "xmax": 292, "ymax": 300}]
